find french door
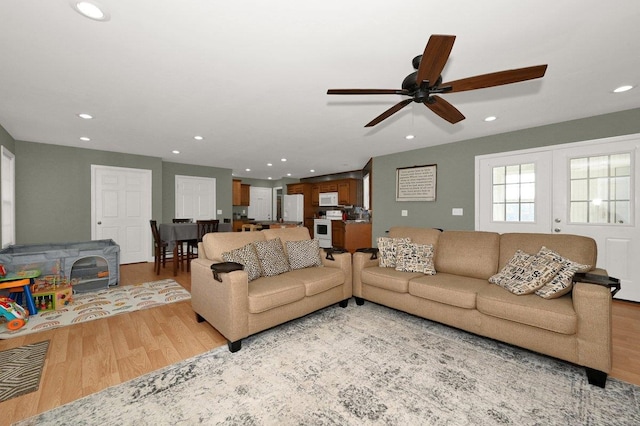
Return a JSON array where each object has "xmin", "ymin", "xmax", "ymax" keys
[
  {"xmin": 477, "ymin": 133, "xmax": 640, "ymax": 301},
  {"xmin": 175, "ymin": 175, "xmax": 217, "ymax": 220}
]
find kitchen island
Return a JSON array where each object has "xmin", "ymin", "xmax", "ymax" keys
[{"xmin": 332, "ymin": 221, "xmax": 372, "ymax": 253}]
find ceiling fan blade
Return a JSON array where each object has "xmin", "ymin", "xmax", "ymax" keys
[
  {"xmin": 416, "ymin": 35, "xmax": 456, "ymax": 87},
  {"xmin": 442, "ymin": 64, "xmax": 548, "ymax": 93},
  {"xmin": 364, "ymin": 99, "xmax": 413, "ymax": 127},
  {"xmin": 327, "ymin": 89, "xmax": 408, "ymax": 95},
  {"xmin": 425, "ymin": 95, "xmax": 465, "ymax": 124}
]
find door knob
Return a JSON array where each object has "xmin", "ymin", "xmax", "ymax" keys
[
  {"xmin": 554, "ymin": 228, "xmax": 561, "ymax": 233},
  {"xmin": 97, "ymin": 221, "xmax": 102, "ymax": 225},
  {"xmin": 554, "ymin": 218, "xmax": 561, "ymax": 223}
]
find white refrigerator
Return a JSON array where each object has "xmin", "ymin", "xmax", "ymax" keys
[{"xmin": 283, "ymin": 194, "xmax": 304, "ymax": 222}]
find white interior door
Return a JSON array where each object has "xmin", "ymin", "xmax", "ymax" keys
[
  {"xmin": 1, "ymin": 147, "xmax": 15, "ymax": 248},
  {"xmin": 248, "ymin": 187, "xmax": 272, "ymax": 221},
  {"xmin": 552, "ymin": 135, "xmax": 640, "ymax": 301},
  {"xmin": 175, "ymin": 175, "xmax": 216, "ymax": 220},
  {"xmin": 476, "ymin": 133, "xmax": 640, "ymax": 301},
  {"xmin": 91, "ymin": 165, "xmax": 152, "ymax": 264}
]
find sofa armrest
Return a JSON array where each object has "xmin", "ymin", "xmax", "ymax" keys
[
  {"xmin": 191, "ymin": 257, "xmax": 250, "ymax": 343},
  {"xmin": 572, "ymin": 275, "xmax": 612, "ymax": 373},
  {"xmin": 352, "ymin": 251, "xmax": 380, "ymax": 297},
  {"xmin": 321, "ymin": 250, "xmax": 353, "ymax": 300}
]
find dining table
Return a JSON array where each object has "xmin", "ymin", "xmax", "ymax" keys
[{"xmin": 159, "ymin": 223, "xmax": 198, "ymax": 276}]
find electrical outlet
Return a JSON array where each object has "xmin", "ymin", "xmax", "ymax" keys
[
  {"xmin": 452, "ymin": 208, "xmax": 463, "ymax": 216},
  {"xmin": 401, "ymin": 210, "xmax": 408, "ymax": 217}
]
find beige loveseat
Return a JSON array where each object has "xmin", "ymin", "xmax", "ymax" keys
[
  {"xmin": 352, "ymin": 227, "xmax": 613, "ymax": 387},
  {"xmin": 191, "ymin": 227, "xmax": 352, "ymax": 352}
]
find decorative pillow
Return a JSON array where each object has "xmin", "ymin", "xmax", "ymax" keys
[
  {"xmin": 221, "ymin": 243, "xmax": 262, "ymax": 282},
  {"xmin": 286, "ymin": 239, "xmax": 322, "ymax": 270},
  {"xmin": 534, "ymin": 246, "xmax": 591, "ymax": 299},
  {"xmin": 253, "ymin": 238, "xmax": 290, "ymax": 277},
  {"xmin": 395, "ymin": 242, "xmax": 436, "ymax": 275},
  {"xmin": 377, "ymin": 237, "xmax": 411, "ymax": 268},
  {"xmin": 489, "ymin": 250, "xmax": 562, "ymax": 295}
]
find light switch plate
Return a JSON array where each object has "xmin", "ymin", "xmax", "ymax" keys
[
  {"xmin": 452, "ymin": 208, "xmax": 463, "ymax": 216},
  {"xmin": 401, "ymin": 210, "xmax": 408, "ymax": 217},
  {"xmin": 217, "ymin": 209, "xmax": 222, "ymax": 215}
]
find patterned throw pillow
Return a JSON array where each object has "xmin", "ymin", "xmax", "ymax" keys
[
  {"xmin": 253, "ymin": 238, "xmax": 290, "ymax": 277},
  {"xmin": 395, "ymin": 242, "xmax": 436, "ymax": 274},
  {"xmin": 221, "ymin": 243, "xmax": 262, "ymax": 282},
  {"xmin": 377, "ymin": 237, "xmax": 411, "ymax": 268},
  {"xmin": 534, "ymin": 246, "xmax": 591, "ymax": 299},
  {"xmin": 286, "ymin": 239, "xmax": 322, "ymax": 270},
  {"xmin": 489, "ymin": 250, "xmax": 562, "ymax": 295}
]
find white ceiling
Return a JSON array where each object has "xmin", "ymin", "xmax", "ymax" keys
[{"xmin": 1, "ymin": 1, "xmax": 639, "ymax": 180}]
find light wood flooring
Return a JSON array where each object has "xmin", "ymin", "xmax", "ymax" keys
[{"xmin": 1, "ymin": 262, "xmax": 639, "ymax": 424}]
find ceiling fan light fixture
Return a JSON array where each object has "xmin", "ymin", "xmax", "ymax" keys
[
  {"xmin": 613, "ymin": 85, "xmax": 633, "ymax": 93},
  {"xmin": 71, "ymin": 1, "xmax": 110, "ymax": 21},
  {"xmin": 484, "ymin": 116, "xmax": 498, "ymax": 122}
]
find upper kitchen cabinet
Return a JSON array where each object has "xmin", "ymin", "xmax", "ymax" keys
[
  {"xmin": 287, "ymin": 183, "xmax": 307, "ymax": 195},
  {"xmin": 337, "ymin": 179, "xmax": 361, "ymax": 206},
  {"xmin": 233, "ymin": 179, "xmax": 251, "ymax": 206},
  {"xmin": 311, "ymin": 184, "xmax": 320, "ymax": 207}
]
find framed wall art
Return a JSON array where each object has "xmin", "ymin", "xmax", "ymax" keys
[{"xmin": 396, "ymin": 164, "xmax": 437, "ymax": 202}]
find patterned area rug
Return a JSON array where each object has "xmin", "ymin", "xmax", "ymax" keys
[
  {"xmin": 15, "ymin": 302, "xmax": 640, "ymax": 425},
  {"xmin": 0, "ymin": 280, "xmax": 190, "ymax": 339},
  {"xmin": 0, "ymin": 340, "xmax": 49, "ymax": 402}
]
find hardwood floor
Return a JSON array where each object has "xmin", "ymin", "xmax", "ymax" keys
[{"xmin": 0, "ymin": 263, "xmax": 639, "ymax": 424}]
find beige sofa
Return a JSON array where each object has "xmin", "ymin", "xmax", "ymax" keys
[
  {"xmin": 352, "ymin": 227, "xmax": 613, "ymax": 387},
  {"xmin": 191, "ymin": 227, "xmax": 352, "ymax": 352}
]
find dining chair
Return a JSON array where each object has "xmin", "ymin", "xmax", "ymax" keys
[
  {"xmin": 149, "ymin": 220, "xmax": 168, "ymax": 275},
  {"xmin": 171, "ymin": 219, "xmax": 195, "ymax": 272},
  {"xmin": 187, "ymin": 220, "xmax": 220, "ymax": 262}
]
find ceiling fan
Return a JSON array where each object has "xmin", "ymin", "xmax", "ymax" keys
[{"xmin": 327, "ymin": 34, "xmax": 547, "ymax": 127}]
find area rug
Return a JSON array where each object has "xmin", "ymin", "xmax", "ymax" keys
[
  {"xmin": 14, "ymin": 302, "xmax": 640, "ymax": 425},
  {"xmin": 0, "ymin": 340, "xmax": 49, "ymax": 402},
  {"xmin": 0, "ymin": 279, "xmax": 190, "ymax": 339}
]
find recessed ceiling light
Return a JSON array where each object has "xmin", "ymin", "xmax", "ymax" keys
[
  {"xmin": 267, "ymin": 163, "xmax": 273, "ymax": 167},
  {"xmin": 80, "ymin": 136, "xmax": 91, "ymax": 141},
  {"xmin": 405, "ymin": 134, "xmax": 415, "ymax": 140},
  {"xmin": 77, "ymin": 113, "xmax": 93, "ymax": 119},
  {"xmin": 71, "ymin": 1, "xmax": 110, "ymax": 21},
  {"xmin": 268, "ymin": 177, "xmax": 272, "ymax": 180},
  {"xmin": 287, "ymin": 173, "xmax": 292, "ymax": 177},
  {"xmin": 172, "ymin": 150, "xmax": 180, "ymax": 154},
  {"xmin": 613, "ymin": 85, "xmax": 633, "ymax": 93},
  {"xmin": 484, "ymin": 116, "xmax": 497, "ymax": 122},
  {"xmin": 245, "ymin": 168, "xmax": 251, "ymax": 172},
  {"xmin": 310, "ymin": 169, "xmax": 315, "ymax": 173},
  {"xmin": 281, "ymin": 158, "xmax": 287, "ymax": 162},
  {"xmin": 193, "ymin": 135, "xmax": 203, "ymax": 140}
]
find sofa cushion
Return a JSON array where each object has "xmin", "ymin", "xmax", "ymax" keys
[
  {"xmin": 388, "ymin": 227, "xmax": 442, "ymax": 245},
  {"xmin": 534, "ymin": 246, "xmax": 591, "ymax": 299},
  {"xmin": 247, "ymin": 275, "xmax": 306, "ymax": 314},
  {"xmin": 204, "ymin": 231, "xmax": 266, "ymax": 262},
  {"xmin": 360, "ymin": 266, "xmax": 423, "ymax": 293},
  {"xmin": 489, "ymin": 249, "xmax": 562, "ymax": 295},
  {"xmin": 434, "ymin": 231, "xmax": 500, "ymax": 279},
  {"xmin": 409, "ymin": 273, "xmax": 490, "ymax": 309},
  {"xmin": 286, "ymin": 239, "xmax": 322, "ymax": 270},
  {"xmin": 395, "ymin": 243, "xmax": 436, "ymax": 274},
  {"xmin": 221, "ymin": 243, "xmax": 263, "ymax": 282},
  {"xmin": 498, "ymin": 233, "xmax": 596, "ymax": 271},
  {"xmin": 477, "ymin": 284, "xmax": 577, "ymax": 335},
  {"xmin": 286, "ymin": 266, "xmax": 344, "ymax": 296},
  {"xmin": 253, "ymin": 238, "xmax": 290, "ymax": 277},
  {"xmin": 263, "ymin": 227, "xmax": 312, "ymax": 251},
  {"xmin": 377, "ymin": 237, "xmax": 411, "ymax": 268}
]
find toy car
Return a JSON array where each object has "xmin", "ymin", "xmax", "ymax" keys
[{"xmin": 0, "ymin": 296, "xmax": 29, "ymax": 330}]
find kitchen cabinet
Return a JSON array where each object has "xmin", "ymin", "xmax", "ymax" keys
[
  {"xmin": 337, "ymin": 179, "xmax": 360, "ymax": 206},
  {"xmin": 332, "ymin": 222, "xmax": 372, "ymax": 253},
  {"xmin": 286, "ymin": 183, "xmax": 314, "ymax": 235},
  {"xmin": 311, "ymin": 184, "xmax": 320, "ymax": 207},
  {"xmin": 241, "ymin": 184, "xmax": 250, "ymax": 206},
  {"xmin": 233, "ymin": 179, "xmax": 251, "ymax": 206},
  {"xmin": 318, "ymin": 182, "xmax": 338, "ymax": 193},
  {"xmin": 287, "ymin": 183, "xmax": 306, "ymax": 195}
]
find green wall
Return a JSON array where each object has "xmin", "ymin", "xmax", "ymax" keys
[{"xmin": 371, "ymin": 108, "xmax": 640, "ymax": 241}]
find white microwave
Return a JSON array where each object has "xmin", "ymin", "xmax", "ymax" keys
[{"xmin": 319, "ymin": 192, "xmax": 339, "ymax": 207}]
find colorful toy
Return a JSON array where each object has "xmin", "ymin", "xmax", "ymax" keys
[{"xmin": 0, "ymin": 296, "xmax": 29, "ymax": 330}]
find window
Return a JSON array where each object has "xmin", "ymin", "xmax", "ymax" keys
[
  {"xmin": 492, "ymin": 163, "xmax": 535, "ymax": 222},
  {"xmin": 569, "ymin": 153, "xmax": 631, "ymax": 224}
]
